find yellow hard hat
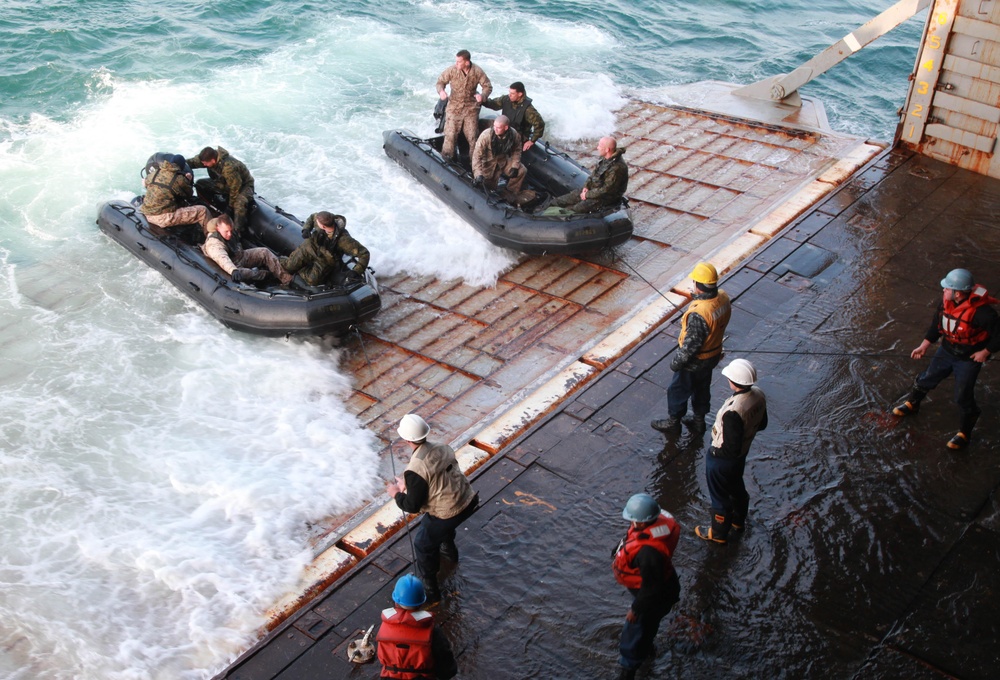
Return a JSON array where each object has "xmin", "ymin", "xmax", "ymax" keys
[{"xmin": 690, "ymin": 262, "xmax": 718, "ymax": 286}]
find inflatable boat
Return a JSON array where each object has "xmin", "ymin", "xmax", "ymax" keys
[
  {"xmin": 382, "ymin": 129, "xmax": 633, "ymax": 255},
  {"xmin": 96, "ymin": 195, "xmax": 381, "ymax": 337}
]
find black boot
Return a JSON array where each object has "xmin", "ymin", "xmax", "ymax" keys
[
  {"xmin": 651, "ymin": 417, "xmax": 681, "ymax": 435},
  {"xmin": 440, "ymin": 540, "xmax": 459, "ymax": 563},
  {"xmin": 893, "ymin": 388, "xmax": 927, "ymax": 416},
  {"xmin": 682, "ymin": 414, "xmax": 706, "ymax": 434},
  {"xmin": 421, "ymin": 576, "xmax": 441, "ymax": 604},
  {"xmin": 695, "ymin": 514, "xmax": 729, "ymax": 544},
  {"xmin": 617, "ymin": 667, "xmax": 637, "ymax": 680}
]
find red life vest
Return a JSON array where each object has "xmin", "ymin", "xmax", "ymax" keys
[
  {"xmin": 376, "ymin": 607, "xmax": 435, "ymax": 679},
  {"xmin": 612, "ymin": 511, "xmax": 680, "ymax": 589},
  {"xmin": 940, "ymin": 285, "xmax": 998, "ymax": 347}
]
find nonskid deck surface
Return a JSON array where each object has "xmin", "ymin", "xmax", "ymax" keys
[
  {"xmin": 221, "ymin": 146, "xmax": 1000, "ymax": 680},
  {"xmin": 322, "ymin": 99, "xmax": 880, "ymax": 537}
]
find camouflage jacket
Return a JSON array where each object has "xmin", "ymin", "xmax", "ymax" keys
[
  {"xmin": 140, "ymin": 160, "xmax": 193, "ymax": 216},
  {"xmin": 483, "ymin": 95, "xmax": 545, "ymax": 143},
  {"xmin": 436, "ymin": 63, "xmax": 492, "ymax": 110},
  {"xmin": 187, "ymin": 146, "xmax": 255, "ymax": 202},
  {"xmin": 472, "ymin": 127, "xmax": 522, "ymax": 178},
  {"xmin": 281, "ymin": 227, "xmax": 370, "ymax": 285},
  {"xmin": 585, "ymin": 147, "xmax": 629, "ymax": 206}
]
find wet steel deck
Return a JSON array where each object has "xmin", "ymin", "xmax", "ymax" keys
[
  {"xmin": 301, "ymin": 99, "xmax": 881, "ymax": 565},
  {"xmin": 219, "ymin": 145, "xmax": 1000, "ymax": 679}
]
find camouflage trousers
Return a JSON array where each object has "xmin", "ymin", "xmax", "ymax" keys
[
  {"xmin": 441, "ymin": 106, "xmax": 481, "ymax": 160},
  {"xmin": 552, "ymin": 190, "xmax": 606, "ymax": 214},
  {"xmin": 145, "ymin": 205, "xmax": 211, "ymax": 229},
  {"xmin": 236, "ymin": 248, "xmax": 293, "ymax": 285},
  {"xmin": 195, "ymin": 179, "xmax": 255, "ymax": 232},
  {"xmin": 482, "ymin": 162, "xmax": 526, "ymax": 195}
]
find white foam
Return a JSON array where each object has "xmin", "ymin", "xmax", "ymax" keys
[{"xmin": 0, "ymin": 5, "xmax": 632, "ymax": 678}]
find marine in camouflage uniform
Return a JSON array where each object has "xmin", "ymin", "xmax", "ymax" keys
[
  {"xmin": 187, "ymin": 146, "xmax": 255, "ymax": 233},
  {"xmin": 139, "ymin": 156, "xmax": 211, "ymax": 230},
  {"xmin": 552, "ymin": 137, "xmax": 629, "ymax": 213},
  {"xmin": 482, "ymin": 82, "xmax": 544, "ymax": 151},
  {"xmin": 472, "ymin": 116, "xmax": 526, "ymax": 196},
  {"xmin": 282, "ymin": 211, "xmax": 370, "ymax": 287},
  {"xmin": 202, "ymin": 215, "xmax": 292, "ymax": 285},
  {"xmin": 436, "ymin": 50, "xmax": 492, "ymax": 160}
]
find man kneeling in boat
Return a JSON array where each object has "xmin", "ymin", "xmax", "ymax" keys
[
  {"xmin": 202, "ymin": 214, "xmax": 292, "ymax": 285},
  {"xmin": 140, "ymin": 154, "xmax": 212, "ymax": 231},
  {"xmin": 280, "ymin": 211, "xmax": 370, "ymax": 288},
  {"xmin": 550, "ymin": 136, "xmax": 628, "ymax": 213},
  {"xmin": 471, "ymin": 115, "xmax": 531, "ymax": 206}
]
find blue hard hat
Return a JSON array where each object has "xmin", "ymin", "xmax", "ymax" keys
[
  {"xmin": 392, "ymin": 574, "xmax": 426, "ymax": 608},
  {"xmin": 622, "ymin": 493, "xmax": 660, "ymax": 523},
  {"xmin": 940, "ymin": 268, "xmax": 974, "ymax": 292}
]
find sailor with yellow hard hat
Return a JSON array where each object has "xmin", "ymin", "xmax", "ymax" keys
[{"xmin": 652, "ymin": 262, "xmax": 732, "ymax": 436}]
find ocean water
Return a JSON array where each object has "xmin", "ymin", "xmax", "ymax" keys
[{"xmin": 0, "ymin": 1, "xmax": 924, "ymax": 678}]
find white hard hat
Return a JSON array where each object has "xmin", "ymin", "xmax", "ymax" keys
[
  {"xmin": 397, "ymin": 414, "xmax": 430, "ymax": 442},
  {"xmin": 721, "ymin": 358, "xmax": 757, "ymax": 386}
]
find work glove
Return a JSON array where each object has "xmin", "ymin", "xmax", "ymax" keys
[
  {"xmin": 473, "ymin": 175, "xmax": 485, "ymax": 188},
  {"xmin": 507, "ymin": 166, "xmax": 519, "ymax": 178},
  {"xmin": 301, "ymin": 226, "xmax": 311, "ymax": 239},
  {"xmin": 670, "ymin": 355, "xmax": 685, "ymax": 373}
]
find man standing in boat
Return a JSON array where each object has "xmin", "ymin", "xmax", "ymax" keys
[
  {"xmin": 187, "ymin": 146, "xmax": 255, "ymax": 234},
  {"xmin": 281, "ymin": 211, "xmax": 370, "ymax": 287},
  {"xmin": 892, "ymin": 267, "xmax": 999, "ymax": 449},
  {"xmin": 471, "ymin": 115, "xmax": 528, "ymax": 204},
  {"xmin": 386, "ymin": 414, "xmax": 478, "ymax": 603},
  {"xmin": 140, "ymin": 154, "xmax": 211, "ymax": 230},
  {"xmin": 202, "ymin": 214, "xmax": 292, "ymax": 285},
  {"xmin": 482, "ymin": 81, "xmax": 545, "ymax": 152},
  {"xmin": 652, "ymin": 262, "xmax": 731, "ymax": 437},
  {"xmin": 435, "ymin": 49, "xmax": 492, "ymax": 161},
  {"xmin": 550, "ymin": 136, "xmax": 628, "ymax": 213}
]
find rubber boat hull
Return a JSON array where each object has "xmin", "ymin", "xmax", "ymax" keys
[
  {"xmin": 382, "ymin": 129, "xmax": 633, "ymax": 255},
  {"xmin": 96, "ymin": 196, "xmax": 381, "ymax": 337}
]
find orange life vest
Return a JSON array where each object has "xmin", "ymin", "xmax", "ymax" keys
[
  {"xmin": 678, "ymin": 291, "xmax": 731, "ymax": 360},
  {"xmin": 377, "ymin": 607, "xmax": 435, "ymax": 679},
  {"xmin": 612, "ymin": 511, "xmax": 680, "ymax": 589},
  {"xmin": 940, "ymin": 285, "xmax": 997, "ymax": 347}
]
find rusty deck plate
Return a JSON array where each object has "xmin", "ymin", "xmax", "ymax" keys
[{"xmin": 292, "ymin": 99, "xmax": 883, "ymax": 608}]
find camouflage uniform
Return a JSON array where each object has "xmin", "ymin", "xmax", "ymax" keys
[
  {"xmin": 202, "ymin": 217, "xmax": 292, "ymax": 285},
  {"xmin": 472, "ymin": 127, "xmax": 526, "ymax": 195},
  {"xmin": 482, "ymin": 95, "xmax": 545, "ymax": 145},
  {"xmin": 281, "ymin": 218, "xmax": 370, "ymax": 287},
  {"xmin": 187, "ymin": 146, "xmax": 255, "ymax": 233},
  {"xmin": 552, "ymin": 147, "xmax": 629, "ymax": 213},
  {"xmin": 140, "ymin": 159, "xmax": 210, "ymax": 229},
  {"xmin": 436, "ymin": 63, "xmax": 492, "ymax": 159}
]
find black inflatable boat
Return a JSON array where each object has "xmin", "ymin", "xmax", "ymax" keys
[
  {"xmin": 382, "ymin": 129, "xmax": 633, "ymax": 255},
  {"xmin": 96, "ymin": 195, "xmax": 381, "ymax": 337}
]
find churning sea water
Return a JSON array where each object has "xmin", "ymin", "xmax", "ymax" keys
[{"xmin": 0, "ymin": 1, "xmax": 923, "ymax": 677}]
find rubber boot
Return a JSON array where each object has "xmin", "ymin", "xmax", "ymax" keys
[
  {"xmin": 695, "ymin": 514, "xmax": 729, "ymax": 544},
  {"xmin": 440, "ymin": 540, "xmax": 459, "ymax": 563},
  {"xmin": 421, "ymin": 576, "xmax": 442, "ymax": 604},
  {"xmin": 651, "ymin": 417, "xmax": 681, "ymax": 435},
  {"xmin": 893, "ymin": 388, "xmax": 927, "ymax": 416},
  {"xmin": 682, "ymin": 414, "xmax": 706, "ymax": 434}
]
